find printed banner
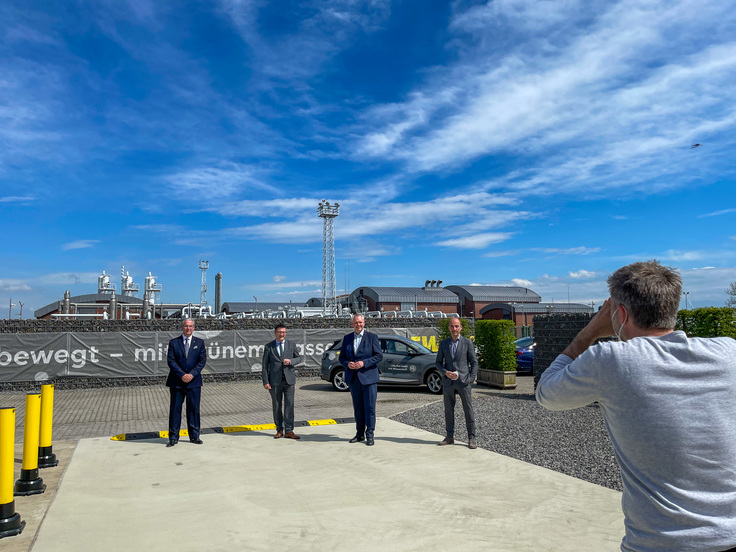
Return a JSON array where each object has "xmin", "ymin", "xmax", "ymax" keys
[{"xmin": 0, "ymin": 328, "xmax": 439, "ymax": 382}]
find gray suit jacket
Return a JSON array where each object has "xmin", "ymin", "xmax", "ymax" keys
[
  {"xmin": 435, "ymin": 336, "xmax": 479, "ymax": 386},
  {"xmin": 262, "ymin": 339, "xmax": 302, "ymax": 386}
]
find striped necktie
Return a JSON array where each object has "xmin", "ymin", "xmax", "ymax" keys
[{"xmin": 184, "ymin": 337, "xmax": 190, "ymax": 357}]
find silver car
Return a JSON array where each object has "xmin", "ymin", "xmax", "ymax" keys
[{"xmin": 320, "ymin": 335, "xmax": 443, "ymax": 394}]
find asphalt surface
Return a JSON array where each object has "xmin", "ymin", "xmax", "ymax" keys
[{"xmin": 1, "ymin": 377, "xmax": 626, "ymax": 551}]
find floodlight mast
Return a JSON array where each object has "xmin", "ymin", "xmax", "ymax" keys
[{"xmin": 318, "ymin": 200, "xmax": 340, "ymax": 316}]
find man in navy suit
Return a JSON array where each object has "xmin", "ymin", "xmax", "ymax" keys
[
  {"xmin": 339, "ymin": 314, "xmax": 383, "ymax": 446},
  {"xmin": 166, "ymin": 318, "xmax": 207, "ymax": 447}
]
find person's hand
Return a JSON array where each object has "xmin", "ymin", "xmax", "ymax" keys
[
  {"xmin": 181, "ymin": 373, "xmax": 193, "ymax": 383},
  {"xmin": 283, "ymin": 359, "xmax": 291, "ymax": 365},
  {"xmin": 587, "ymin": 297, "xmax": 616, "ymax": 340},
  {"xmin": 264, "ymin": 384, "xmax": 271, "ymax": 390},
  {"xmin": 561, "ymin": 297, "xmax": 618, "ymax": 360}
]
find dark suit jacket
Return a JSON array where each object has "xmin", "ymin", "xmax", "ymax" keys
[
  {"xmin": 261, "ymin": 339, "xmax": 302, "ymax": 386},
  {"xmin": 339, "ymin": 331, "xmax": 383, "ymax": 385},
  {"xmin": 435, "ymin": 336, "xmax": 478, "ymax": 386},
  {"xmin": 167, "ymin": 335, "xmax": 207, "ymax": 389}
]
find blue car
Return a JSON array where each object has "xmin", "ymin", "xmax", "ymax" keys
[{"xmin": 514, "ymin": 337, "xmax": 535, "ymax": 373}]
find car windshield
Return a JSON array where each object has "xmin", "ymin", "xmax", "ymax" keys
[
  {"xmin": 515, "ymin": 336, "xmax": 534, "ymax": 347},
  {"xmin": 410, "ymin": 341, "xmax": 433, "ymax": 354}
]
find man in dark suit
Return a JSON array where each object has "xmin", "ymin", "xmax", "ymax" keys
[
  {"xmin": 166, "ymin": 318, "xmax": 207, "ymax": 447},
  {"xmin": 436, "ymin": 317, "xmax": 479, "ymax": 449},
  {"xmin": 262, "ymin": 323, "xmax": 303, "ymax": 439},
  {"xmin": 339, "ymin": 314, "xmax": 383, "ymax": 446}
]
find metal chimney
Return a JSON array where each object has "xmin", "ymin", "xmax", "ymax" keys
[{"xmin": 215, "ymin": 272, "xmax": 223, "ymax": 314}]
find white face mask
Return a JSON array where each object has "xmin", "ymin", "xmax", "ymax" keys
[{"xmin": 611, "ymin": 305, "xmax": 627, "ymax": 340}]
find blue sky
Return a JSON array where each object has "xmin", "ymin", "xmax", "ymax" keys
[{"xmin": 2, "ymin": 0, "xmax": 735, "ymax": 318}]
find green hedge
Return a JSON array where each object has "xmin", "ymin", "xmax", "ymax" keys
[
  {"xmin": 475, "ymin": 320, "xmax": 517, "ymax": 372},
  {"xmin": 437, "ymin": 318, "xmax": 472, "ymax": 342},
  {"xmin": 676, "ymin": 307, "xmax": 736, "ymax": 338}
]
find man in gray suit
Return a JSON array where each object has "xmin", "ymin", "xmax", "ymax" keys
[
  {"xmin": 436, "ymin": 317, "xmax": 479, "ymax": 449},
  {"xmin": 262, "ymin": 323, "xmax": 302, "ymax": 439}
]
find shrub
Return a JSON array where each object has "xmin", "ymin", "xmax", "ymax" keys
[
  {"xmin": 475, "ymin": 320, "xmax": 517, "ymax": 371},
  {"xmin": 437, "ymin": 318, "xmax": 472, "ymax": 342},
  {"xmin": 676, "ymin": 307, "xmax": 736, "ymax": 338}
]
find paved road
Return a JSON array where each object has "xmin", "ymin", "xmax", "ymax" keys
[{"xmin": 1, "ymin": 377, "xmax": 450, "ymax": 442}]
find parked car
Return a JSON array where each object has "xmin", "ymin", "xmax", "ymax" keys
[
  {"xmin": 320, "ymin": 335, "xmax": 443, "ymax": 394},
  {"xmin": 514, "ymin": 336, "xmax": 535, "ymax": 373}
]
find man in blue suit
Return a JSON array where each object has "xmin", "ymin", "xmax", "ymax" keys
[
  {"xmin": 166, "ymin": 318, "xmax": 207, "ymax": 447},
  {"xmin": 339, "ymin": 314, "xmax": 383, "ymax": 446}
]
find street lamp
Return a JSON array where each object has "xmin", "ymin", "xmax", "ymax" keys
[{"xmin": 683, "ymin": 291, "xmax": 690, "ymax": 310}]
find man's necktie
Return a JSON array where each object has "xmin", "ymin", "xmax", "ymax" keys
[
  {"xmin": 279, "ymin": 341, "xmax": 284, "ymax": 358},
  {"xmin": 354, "ymin": 334, "xmax": 361, "ymax": 354},
  {"xmin": 451, "ymin": 339, "xmax": 458, "ymax": 358},
  {"xmin": 184, "ymin": 337, "xmax": 190, "ymax": 357}
]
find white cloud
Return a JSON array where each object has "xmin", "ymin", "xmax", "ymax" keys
[
  {"xmin": 166, "ymin": 163, "xmax": 278, "ymax": 200},
  {"xmin": 62, "ymin": 239, "xmax": 100, "ymax": 251},
  {"xmin": 569, "ymin": 269, "xmax": 596, "ymax": 279},
  {"xmin": 660, "ymin": 249, "xmax": 706, "ymax": 262},
  {"xmin": 436, "ymin": 232, "xmax": 512, "ymax": 249},
  {"xmin": 250, "ymin": 279, "xmax": 322, "ymax": 291},
  {"xmin": 533, "ymin": 246, "xmax": 601, "ymax": 255},
  {"xmin": 482, "ymin": 250, "xmax": 519, "ymax": 258},
  {"xmin": 214, "ymin": 198, "xmax": 320, "ymax": 218},
  {"xmin": 0, "ymin": 196, "xmax": 35, "ymax": 203},
  {"xmin": 221, "ymin": 0, "xmax": 391, "ymax": 85},
  {"xmin": 272, "ymin": 275, "xmax": 286, "ymax": 282},
  {"xmin": 350, "ymin": 0, "xmax": 736, "ymax": 199},
  {"xmin": 699, "ymin": 208, "xmax": 736, "ymax": 217},
  {"xmin": 223, "ymin": 191, "xmax": 524, "ymax": 245},
  {"xmin": 0, "ymin": 279, "xmax": 32, "ymax": 292},
  {"xmin": 511, "ymin": 278, "xmax": 533, "ymax": 287},
  {"xmin": 35, "ymin": 272, "xmax": 99, "ymax": 286}
]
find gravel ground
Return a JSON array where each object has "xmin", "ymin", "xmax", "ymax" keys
[{"xmin": 391, "ymin": 389, "xmax": 623, "ymax": 492}]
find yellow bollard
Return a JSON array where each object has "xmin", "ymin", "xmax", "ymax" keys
[
  {"xmin": 14, "ymin": 394, "xmax": 45, "ymax": 496},
  {"xmin": 38, "ymin": 384, "xmax": 58, "ymax": 469},
  {"xmin": 0, "ymin": 407, "xmax": 25, "ymax": 539}
]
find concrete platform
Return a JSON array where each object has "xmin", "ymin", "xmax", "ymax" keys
[{"xmin": 30, "ymin": 418, "xmax": 624, "ymax": 551}]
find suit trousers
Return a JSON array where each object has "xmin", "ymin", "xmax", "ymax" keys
[
  {"xmin": 270, "ymin": 377, "xmax": 295, "ymax": 432},
  {"xmin": 443, "ymin": 381, "xmax": 475, "ymax": 440},
  {"xmin": 349, "ymin": 377, "xmax": 377, "ymax": 438},
  {"xmin": 169, "ymin": 386, "xmax": 201, "ymax": 440}
]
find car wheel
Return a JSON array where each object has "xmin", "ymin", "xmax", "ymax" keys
[
  {"xmin": 332, "ymin": 368, "xmax": 349, "ymax": 392},
  {"xmin": 426, "ymin": 370, "xmax": 443, "ymax": 394}
]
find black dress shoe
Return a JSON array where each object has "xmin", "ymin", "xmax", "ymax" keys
[
  {"xmin": 366, "ymin": 436, "xmax": 375, "ymax": 446},
  {"xmin": 166, "ymin": 440, "xmax": 178, "ymax": 447},
  {"xmin": 189, "ymin": 438, "xmax": 203, "ymax": 445},
  {"xmin": 349, "ymin": 435, "xmax": 365, "ymax": 443}
]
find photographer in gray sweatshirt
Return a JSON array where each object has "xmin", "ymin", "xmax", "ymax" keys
[{"xmin": 537, "ymin": 261, "xmax": 736, "ymax": 552}]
